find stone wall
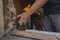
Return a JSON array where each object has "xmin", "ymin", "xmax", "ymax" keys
[
  {"xmin": 0, "ymin": 0, "xmax": 16, "ymax": 38},
  {"xmin": 0, "ymin": 0, "xmax": 4, "ymax": 38}
]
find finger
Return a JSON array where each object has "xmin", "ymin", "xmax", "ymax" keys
[
  {"xmin": 17, "ymin": 15, "xmax": 21, "ymax": 18},
  {"xmin": 17, "ymin": 12, "xmax": 25, "ymax": 17},
  {"xmin": 18, "ymin": 17, "xmax": 24, "ymax": 25}
]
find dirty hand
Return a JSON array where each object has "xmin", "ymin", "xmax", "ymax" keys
[{"xmin": 17, "ymin": 12, "xmax": 30, "ymax": 25}]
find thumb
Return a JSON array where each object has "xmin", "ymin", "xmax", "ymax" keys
[
  {"xmin": 19, "ymin": 18, "xmax": 24, "ymax": 25},
  {"xmin": 17, "ymin": 14, "xmax": 22, "ymax": 18},
  {"xmin": 17, "ymin": 14, "xmax": 24, "ymax": 25}
]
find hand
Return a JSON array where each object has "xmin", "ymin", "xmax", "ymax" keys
[{"xmin": 17, "ymin": 12, "xmax": 30, "ymax": 25}]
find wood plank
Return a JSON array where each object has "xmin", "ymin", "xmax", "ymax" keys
[
  {"xmin": 11, "ymin": 30, "xmax": 60, "ymax": 40},
  {"xmin": 13, "ymin": 0, "xmax": 23, "ymax": 15}
]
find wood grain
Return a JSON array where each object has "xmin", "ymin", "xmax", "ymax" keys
[{"xmin": 11, "ymin": 31, "xmax": 60, "ymax": 40}]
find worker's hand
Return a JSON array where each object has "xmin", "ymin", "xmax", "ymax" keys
[{"xmin": 17, "ymin": 12, "xmax": 30, "ymax": 25}]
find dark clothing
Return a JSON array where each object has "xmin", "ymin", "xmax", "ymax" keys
[
  {"xmin": 50, "ymin": 0, "xmax": 60, "ymax": 3},
  {"xmin": 25, "ymin": 0, "xmax": 60, "ymax": 32},
  {"xmin": 26, "ymin": 0, "xmax": 60, "ymax": 15},
  {"xmin": 43, "ymin": 0, "xmax": 60, "ymax": 32},
  {"xmin": 44, "ymin": 0, "xmax": 60, "ymax": 15},
  {"xmin": 44, "ymin": 14, "xmax": 60, "ymax": 32},
  {"xmin": 22, "ymin": 0, "xmax": 60, "ymax": 15}
]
